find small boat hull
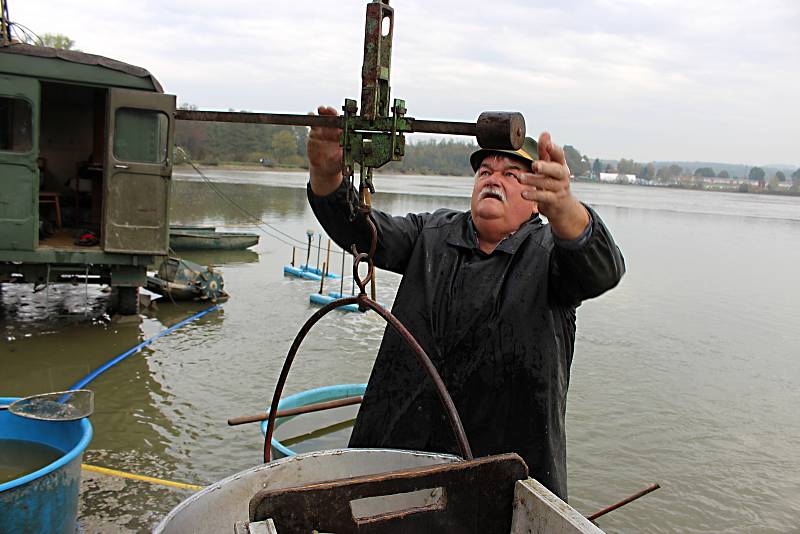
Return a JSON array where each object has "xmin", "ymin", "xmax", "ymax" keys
[{"xmin": 169, "ymin": 230, "xmax": 259, "ymax": 251}]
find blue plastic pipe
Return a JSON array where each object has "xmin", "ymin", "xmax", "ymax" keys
[
  {"xmin": 259, "ymin": 384, "xmax": 367, "ymax": 458},
  {"xmin": 68, "ymin": 304, "xmax": 220, "ymax": 391}
]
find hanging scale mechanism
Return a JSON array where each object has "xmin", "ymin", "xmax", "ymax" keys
[{"xmin": 176, "ymin": 0, "xmax": 527, "ymax": 463}]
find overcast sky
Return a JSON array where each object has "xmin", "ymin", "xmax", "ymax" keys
[{"xmin": 13, "ymin": 0, "xmax": 800, "ymax": 166}]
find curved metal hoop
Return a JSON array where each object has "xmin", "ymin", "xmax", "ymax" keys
[{"xmin": 264, "ymin": 294, "xmax": 473, "ymax": 463}]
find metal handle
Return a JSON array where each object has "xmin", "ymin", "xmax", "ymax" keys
[{"xmin": 114, "ymin": 164, "xmax": 129, "ymax": 170}]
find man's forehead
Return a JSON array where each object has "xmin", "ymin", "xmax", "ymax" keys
[{"xmin": 479, "ymin": 154, "xmax": 529, "ymax": 171}]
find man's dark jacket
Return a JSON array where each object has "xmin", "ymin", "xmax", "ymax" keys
[{"xmin": 308, "ymin": 181, "xmax": 625, "ymax": 500}]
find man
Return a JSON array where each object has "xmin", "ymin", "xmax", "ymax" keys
[{"xmin": 307, "ymin": 106, "xmax": 624, "ymax": 500}]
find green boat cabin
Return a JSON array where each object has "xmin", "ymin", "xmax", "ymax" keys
[{"xmin": 0, "ymin": 43, "xmax": 176, "ymax": 313}]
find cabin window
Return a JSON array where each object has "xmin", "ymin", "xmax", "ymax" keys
[
  {"xmin": 0, "ymin": 96, "xmax": 33, "ymax": 153},
  {"xmin": 113, "ymin": 108, "xmax": 169, "ymax": 163}
]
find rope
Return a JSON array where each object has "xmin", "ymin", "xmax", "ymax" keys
[
  {"xmin": 176, "ymin": 148, "xmax": 312, "ymax": 249},
  {"xmin": 177, "ymin": 149, "xmax": 360, "ymax": 282},
  {"xmin": 67, "ymin": 304, "xmax": 220, "ymax": 390}
]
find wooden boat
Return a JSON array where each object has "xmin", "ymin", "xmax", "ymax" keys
[{"xmin": 169, "ymin": 227, "xmax": 259, "ymax": 251}]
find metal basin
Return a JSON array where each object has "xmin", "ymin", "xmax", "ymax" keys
[{"xmin": 154, "ymin": 448, "xmax": 461, "ymax": 534}]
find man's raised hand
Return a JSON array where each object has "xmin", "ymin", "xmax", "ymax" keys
[{"xmin": 308, "ymin": 106, "xmax": 343, "ymax": 196}]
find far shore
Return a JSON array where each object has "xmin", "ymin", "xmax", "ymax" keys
[{"xmin": 174, "ymin": 163, "xmax": 800, "ymax": 198}]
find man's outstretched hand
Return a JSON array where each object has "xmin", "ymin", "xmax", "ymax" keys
[
  {"xmin": 519, "ymin": 132, "xmax": 590, "ymax": 240},
  {"xmin": 308, "ymin": 106, "xmax": 343, "ymax": 196}
]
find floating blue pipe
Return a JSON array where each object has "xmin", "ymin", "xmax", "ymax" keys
[
  {"xmin": 259, "ymin": 384, "xmax": 367, "ymax": 458},
  {"xmin": 68, "ymin": 304, "xmax": 220, "ymax": 391},
  {"xmin": 309, "ymin": 293, "xmax": 364, "ymax": 313},
  {"xmin": 299, "ymin": 265, "xmax": 340, "ymax": 279},
  {"xmin": 283, "ymin": 265, "xmax": 340, "ymax": 281},
  {"xmin": 283, "ymin": 266, "xmax": 323, "ymax": 281},
  {"xmin": 308, "ymin": 292, "xmax": 386, "ymax": 313}
]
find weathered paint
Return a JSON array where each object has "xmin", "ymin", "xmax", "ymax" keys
[
  {"xmin": 510, "ymin": 478, "xmax": 605, "ymax": 534},
  {"xmin": 0, "ymin": 74, "xmax": 39, "ymax": 251},
  {"xmin": 103, "ymin": 88, "xmax": 174, "ymax": 255},
  {"xmin": 0, "ymin": 48, "xmax": 175, "ymax": 297},
  {"xmin": 0, "ymin": 53, "xmax": 157, "ymax": 92}
]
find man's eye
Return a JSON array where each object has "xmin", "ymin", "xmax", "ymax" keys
[
  {"xmin": 480, "ymin": 170, "xmax": 490, "ymax": 176},
  {"xmin": 505, "ymin": 172, "xmax": 518, "ymax": 179}
]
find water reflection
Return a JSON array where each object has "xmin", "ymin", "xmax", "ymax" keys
[
  {"xmin": 174, "ymin": 249, "xmax": 259, "ymax": 266},
  {"xmin": 2, "ymin": 175, "xmax": 799, "ymax": 532},
  {"xmin": 170, "ymin": 180, "xmax": 308, "ymax": 226}
]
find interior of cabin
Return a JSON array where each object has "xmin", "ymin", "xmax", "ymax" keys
[{"xmin": 36, "ymin": 82, "xmax": 107, "ymax": 250}]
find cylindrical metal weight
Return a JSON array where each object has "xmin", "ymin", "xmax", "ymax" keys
[{"xmin": 475, "ymin": 112, "xmax": 526, "ymax": 150}]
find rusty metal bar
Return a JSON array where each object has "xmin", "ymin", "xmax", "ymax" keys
[
  {"xmin": 175, "ymin": 109, "xmax": 338, "ymax": 127},
  {"xmin": 263, "ymin": 292, "xmax": 473, "ymax": 463},
  {"xmin": 176, "ymin": 109, "xmax": 477, "ymax": 136},
  {"xmin": 411, "ymin": 119, "xmax": 476, "ymax": 136},
  {"xmin": 587, "ymin": 483, "xmax": 661, "ymax": 522},
  {"xmin": 227, "ymin": 396, "xmax": 363, "ymax": 427},
  {"xmin": 360, "ymin": 0, "xmax": 393, "ymax": 120}
]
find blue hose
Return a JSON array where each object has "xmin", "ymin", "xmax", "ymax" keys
[{"xmin": 68, "ymin": 304, "xmax": 220, "ymax": 391}]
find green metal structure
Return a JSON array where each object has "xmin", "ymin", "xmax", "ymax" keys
[
  {"xmin": 176, "ymin": 0, "xmax": 526, "ymax": 217},
  {"xmin": 0, "ymin": 42, "xmax": 176, "ymax": 314}
]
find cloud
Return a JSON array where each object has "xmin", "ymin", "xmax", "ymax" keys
[{"xmin": 12, "ymin": 0, "xmax": 800, "ymax": 165}]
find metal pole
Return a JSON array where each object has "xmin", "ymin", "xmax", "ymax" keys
[
  {"xmin": 0, "ymin": 0, "xmax": 10, "ymax": 46},
  {"xmin": 174, "ymin": 110, "xmax": 479, "ymax": 137},
  {"xmin": 84, "ymin": 265, "xmax": 89, "ymax": 317},
  {"xmin": 228, "ymin": 396, "xmax": 363, "ymax": 426},
  {"xmin": 291, "ymin": 246, "xmax": 295, "ymax": 267},
  {"xmin": 587, "ymin": 483, "xmax": 661, "ymax": 522},
  {"xmin": 304, "ymin": 230, "xmax": 313, "ymax": 271},
  {"xmin": 340, "ymin": 247, "xmax": 345, "ymax": 297},
  {"xmin": 315, "ymin": 235, "xmax": 322, "ymax": 272},
  {"xmin": 325, "ymin": 239, "xmax": 332, "ymax": 281}
]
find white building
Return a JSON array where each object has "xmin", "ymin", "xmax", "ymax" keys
[{"xmin": 599, "ymin": 172, "xmax": 636, "ymax": 184}]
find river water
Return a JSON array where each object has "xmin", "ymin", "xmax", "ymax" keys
[{"xmin": 1, "ymin": 170, "xmax": 798, "ymax": 533}]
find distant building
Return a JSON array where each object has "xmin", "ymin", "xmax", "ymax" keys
[
  {"xmin": 704, "ymin": 176, "xmax": 741, "ymax": 186},
  {"xmin": 599, "ymin": 172, "xmax": 636, "ymax": 184}
]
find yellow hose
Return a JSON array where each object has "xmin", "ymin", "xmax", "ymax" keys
[{"xmin": 81, "ymin": 463, "xmax": 204, "ymax": 491}]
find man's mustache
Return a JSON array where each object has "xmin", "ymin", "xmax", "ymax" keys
[{"xmin": 478, "ymin": 186, "xmax": 507, "ymax": 203}]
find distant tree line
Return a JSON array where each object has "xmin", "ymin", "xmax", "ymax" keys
[
  {"xmin": 175, "ymin": 109, "xmax": 800, "ymax": 193},
  {"xmin": 175, "ymin": 111, "xmax": 601, "ymax": 178},
  {"xmin": 175, "ymin": 104, "xmax": 309, "ymax": 167},
  {"xmin": 590, "ymin": 157, "xmax": 800, "ymax": 192}
]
